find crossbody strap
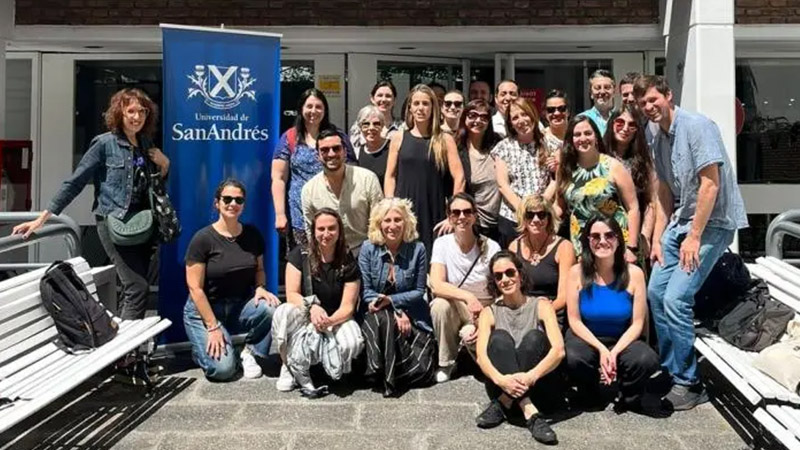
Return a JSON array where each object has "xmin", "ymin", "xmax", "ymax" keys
[
  {"xmin": 301, "ymin": 250, "xmax": 314, "ymax": 296},
  {"xmin": 458, "ymin": 251, "xmax": 482, "ymax": 289}
]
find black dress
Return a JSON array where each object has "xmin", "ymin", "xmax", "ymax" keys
[{"xmin": 395, "ymin": 132, "xmax": 449, "ymax": 256}]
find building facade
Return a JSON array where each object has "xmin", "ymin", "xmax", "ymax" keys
[{"xmin": 1, "ymin": 0, "xmax": 799, "ymax": 261}]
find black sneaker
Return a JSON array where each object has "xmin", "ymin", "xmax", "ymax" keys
[
  {"xmin": 617, "ymin": 393, "xmax": 674, "ymax": 418},
  {"xmin": 665, "ymin": 383, "xmax": 709, "ymax": 411},
  {"xmin": 476, "ymin": 399, "xmax": 507, "ymax": 429},
  {"xmin": 526, "ymin": 416, "xmax": 558, "ymax": 445}
]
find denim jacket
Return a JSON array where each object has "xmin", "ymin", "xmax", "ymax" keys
[
  {"xmin": 48, "ymin": 132, "xmax": 157, "ymax": 220},
  {"xmin": 358, "ymin": 240, "xmax": 432, "ymax": 332}
]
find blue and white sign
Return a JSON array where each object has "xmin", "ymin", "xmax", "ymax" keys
[{"xmin": 160, "ymin": 24, "xmax": 281, "ymax": 343}]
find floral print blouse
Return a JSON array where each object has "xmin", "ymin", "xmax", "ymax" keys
[{"xmin": 490, "ymin": 137, "xmax": 551, "ymax": 222}]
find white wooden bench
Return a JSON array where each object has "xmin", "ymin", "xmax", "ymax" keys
[
  {"xmin": 0, "ymin": 257, "xmax": 172, "ymax": 433},
  {"xmin": 694, "ymin": 256, "xmax": 800, "ymax": 450}
]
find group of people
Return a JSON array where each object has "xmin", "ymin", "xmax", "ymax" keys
[{"xmin": 12, "ymin": 68, "xmax": 747, "ymax": 446}]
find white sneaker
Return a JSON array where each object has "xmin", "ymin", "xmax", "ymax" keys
[
  {"xmin": 276, "ymin": 364, "xmax": 297, "ymax": 392},
  {"xmin": 240, "ymin": 348, "xmax": 262, "ymax": 379},
  {"xmin": 435, "ymin": 365, "xmax": 455, "ymax": 383}
]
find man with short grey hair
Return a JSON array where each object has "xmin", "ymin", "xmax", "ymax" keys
[{"xmin": 580, "ymin": 69, "xmax": 616, "ymax": 136}]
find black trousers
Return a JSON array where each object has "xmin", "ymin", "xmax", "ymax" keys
[
  {"xmin": 485, "ymin": 329, "xmax": 565, "ymax": 412},
  {"xmin": 497, "ymin": 216, "xmax": 519, "ymax": 249},
  {"xmin": 96, "ymin": 217, "xmax": 155, "ymax": 321},
  {"xmin": 564, "ymin": 329, "xmax": 660, "ymax": 404},
  {"xmin": 361, "ymin": 309, "xmax": 437, "ymax": 392}
]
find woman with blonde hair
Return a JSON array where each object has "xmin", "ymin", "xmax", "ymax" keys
[
  {"xmin": 509, "ymin": 194, "xmax": 575, "ymax": 329},
  {"xmin": 385, "ymin": 84, "xmax": 465, "ymax": 257},
  {"xmin": 358, "ymin": 197, "xmax": 436, "ymax": 397}
]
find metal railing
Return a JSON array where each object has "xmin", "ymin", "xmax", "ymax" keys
[
  {"xmin": 765, "ymin": 209, "xmax": 800, "ymax": 265},
  {"xmin": 0, "ymin": 212, "xmax": 82, "ymax": 271}
]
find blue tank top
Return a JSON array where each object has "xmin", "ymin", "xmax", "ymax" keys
[{"xmin": 579, "ymin": 283, "xmax": 632, "ymax": 339}]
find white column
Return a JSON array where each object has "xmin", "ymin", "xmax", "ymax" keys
[
  {"xmin": 0, "ymin": 0, "xmax": 13, "ymax": 138},
  {"xmin": 665, "ymin": 0, "xmax": 738, "ymax": 249},
  {"xmin": 312, "ymin": 54, "xmax": 346, "ymax": 130},
  {"xmin": 346, "ymin": 53, "xmax": 378, "ymax": 128}
]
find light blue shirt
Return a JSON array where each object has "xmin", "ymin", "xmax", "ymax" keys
[
  {"xmin": 580, "ymin": 106, "xmax": 611, "ymax": 136},
  {"xmin": 645, "ymin": 107, "xmax": 748, "ymax": 231}
]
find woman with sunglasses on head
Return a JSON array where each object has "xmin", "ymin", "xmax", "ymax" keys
[
  {"xmin": 272, "ymin": 88, "xmax": 355, "ymax": 253},
  {"xmin": 509, "ymin": 194, "xmax": 575, "ymax": 329},
  {"xmin": 359, "ymin": 198, "xmax": 437, "ymax": 397},
  {"xmin": 564, "ymin": 217, "xmax": 668, "ymax": 417},
  {"xmin": 602, "ymin": 105, "xmax": 657, "ymax": 269},
  {"xmin": 352, "ymin": 105, "xmax": 391, "ymax": 189},
  {"xmin": 385, "ymin": 84, "xmax": 465, "ymax": 257},
  {"xmin": 542, "ymin": 90, "xmax": 570, "ymax": 173},
  {"xmin": 349, "ymin": 81, "xmax": 401, "ymax": 158},
  {"xmin": 441, "ymin": 89, "xmax": 465, "ymax": 135},
  {"xmin": 556, "ymin": 115, "xmax": 640, "ymax": 260},
  {"xmin": 184, "ymin": 179, "xmax": 280, "ymax": 381},
  {"xmin": 457, "ymin": 99, "xmax": 501, "ymax": 242},
  {"xmin": 474, "ymin": 250, "xmax": 565, "ymax": 445},
  {"xmin": 272, "ymin": 208, "xmax": 363, "ymax": 398},
  {"xmin": 429, "ymin": 193, "xmax": 501, "ymax": 383},
  {"xmin": 491, "ymin": 97, "xmax": 556, "ymax": 249}
]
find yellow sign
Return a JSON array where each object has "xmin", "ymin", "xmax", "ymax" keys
[{"xmin": 318, "ymin": 75, "xmax": 342, "ymax": 97}]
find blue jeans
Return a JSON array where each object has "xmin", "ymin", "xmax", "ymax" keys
[
  {"xmin": 647, "ymin": 221, "xmax": 734, "ymax": 386},
  {"xmin": 183, "ymin": 297, "xmax": 276, "ymax": 381}
]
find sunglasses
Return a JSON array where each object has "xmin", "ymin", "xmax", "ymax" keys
[
  {"xmin": 589, "ymin": 231, "xmax": 618, "ymax": 243},
  {"xmin": 443, "ymin": 100, "xmax": 464, "ymax": 109},
  {"xmin": 360, "ymin": 121, "xmax": 383, "ymax": 129},
  {"xmin": 493, "ymin": 268, "xmax": 518, "ymax": 282},
  {"xmin": 319, "ymin": 144, "xmax": 343, "ymax": 154},
  {"xmin": 220, "ymin": 195, "xmax": 245, "ymax": 205},
  {"xmin": 524, "ymin": 210, "xmax": 548, "ymax": 221},
  {"xmin": 613, "ymin": 118, "xmax": 638, "ymax": 131},
  {"xmin": 546, "ymin": 105, "xmax": 568, "ymax": 114},
  {"xmin": 466, "ymin": 111, "xmax": 491, "ymax": 122},
  {"xmin": 449, "ymin": 207, "xmax": 474, "ymax": 218}
]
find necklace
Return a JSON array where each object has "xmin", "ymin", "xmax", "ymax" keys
[
  {"xmin": 524, "ymin": 233, "xmax": 551, "ymax": 266},
  {"xmin": 215, "ymin": 222, "xmax": 241, "ymax": 243}
]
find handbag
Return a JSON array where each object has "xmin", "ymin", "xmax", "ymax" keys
[
  {"xmin": 148, "ymin": 165, "xmax": 181, "ymax": 244},
  {"xmin": 106, "ymin": 204, "xmax": 154, "ymax": 246}
]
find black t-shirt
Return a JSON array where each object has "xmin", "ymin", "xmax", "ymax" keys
[
  {"xmin": 129, "ymin": 146, "xmax": 150, "ymax": 212},
  {"xmin": 287, "ymin": 246, "xmax": 360, "ymax": 316},
  {"xmin": 185, "ymin": 224, "xmax": 265, "ymax": 303},
  {"xmin": 357, "ymin": 142, "xmax": 389, "ymax": 189}
]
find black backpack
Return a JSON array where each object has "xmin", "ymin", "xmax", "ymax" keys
[
  {"xmin": 39, "ymin": 261, "xmax": 118, "ymax": 353},
  {"xmin": 694, "ymin": 250, "xmax": 751, "ymax": 323},
  {"xmin": 718, "ymin": 279, "xmax": 795, "ymax": 352}
]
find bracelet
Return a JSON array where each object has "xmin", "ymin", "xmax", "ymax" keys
[{"xmin": 206, "ymin": 322, "xmax": 221, "ymax": 333}]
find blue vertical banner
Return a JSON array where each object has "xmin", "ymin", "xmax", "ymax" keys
[{"xmin": 160, "ymin": 25, "xmax": 281, "ymax": 343}]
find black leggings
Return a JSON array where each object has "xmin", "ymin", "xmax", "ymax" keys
[
  {"xmin": 565, "ymin": 329, "xmax": 660, "ymax": 404},
  {"xmin": 485, "ymin": 329, "xmax": 564, "ymax": 412}
]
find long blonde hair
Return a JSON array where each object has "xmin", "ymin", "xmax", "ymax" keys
[{"xmin": 405, "ymin": 84, "xmax": 448, "ymax": 172}]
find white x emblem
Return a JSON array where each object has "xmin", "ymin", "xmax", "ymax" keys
[{"xmin": 208, "ymin": 65, "xmax": 237, "ymax": 99}]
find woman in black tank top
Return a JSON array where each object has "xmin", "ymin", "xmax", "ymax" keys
[{"xmin": 508, "ymin": 195, "xmax": 575, "ymax": 324}]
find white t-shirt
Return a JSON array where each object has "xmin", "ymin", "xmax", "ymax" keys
[
  {"xmin": 492, "ymin": 111, "xmax": 507, "ymax": 138},
  {"xmin": 431, "ymin": 234, "xmax": 501, "ymax": 301}
]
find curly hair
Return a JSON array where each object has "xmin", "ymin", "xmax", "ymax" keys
[
  {"xmin": 367, "ymin": 197, "xmax": 419, "ymax": 246},
  {"xmin": 602, "ymin": 105, "xmax": 654, "ymax": 214},
  {"xmin": 103, "ymin": 88, "xmax": 158, "ymax": 138}
]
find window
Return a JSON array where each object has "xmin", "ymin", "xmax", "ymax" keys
[
  {"xmin": 514, "ymin": 59, "xmax": 613, "ymax": 113},
  {"xmin": 280, "ymin": 61, "xmax": 314, "ymax": 134},
  {"xmin": 738, "ymin": 213, "xmax": 800, "ymax": 261},
  {"xmin": 377, "ymin": 61, "xmax": 463, "ymax": 119}
]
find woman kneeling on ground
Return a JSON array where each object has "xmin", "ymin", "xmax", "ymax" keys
[
  {"xmin": 475, "ymin": 250, "xmax": 565, "ymax": 445},
  {"xmin": 184, "ymin": 179, "xmax": 280, "ymax": 381},
  {"xmin": 565, "ymin": 216, "xmax": 669, "ymax": 417},
  {"xmin": 272, "ymin": 208, "xmax": 363, "ymax": 398},
  {"xmin": 359, "ymin": 198, "xmax": 437, "ymax": 397}
]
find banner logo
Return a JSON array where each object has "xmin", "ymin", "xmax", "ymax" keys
[{"xmin": 187, "ymin": 64, "xmax": 256, "ymax": 110}]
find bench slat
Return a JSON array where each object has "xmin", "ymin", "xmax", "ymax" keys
[
  {"xmin": 695, "ymin": 337, "xmax": 762, "ymax": 405},
  {"xmin": 0, "ymin": 306, "xmax": 52, "ymax": 341},
  {"xmin": 749, "ymin": 264, "xmax": 800, "ymax": 314},
  {"xmin": 755, "ymin": 408, "xmax": 800, "ymax": 450},
  {"xmin": 0, "ymin": 327, "xmax": 58, "ymax": 367},
  {"xmin": 0, "ymin": 318, "xmax": 55, "ymax": 356},
  {"xmin": 0, "ymin": 318, "xmax": 171, "ymax": 433},
  {"xmin": 761, "ymin": 257, "xmax": 800, "ymax": 288},
  {"xmin": 769, "ymin": 405, "xmax": 800, "ymax": 438},
  {"xmin": 0, "ymin": 342, "xmax": 61, "ymax": 379},
  {"xmin": 0, "ymin": 258, "xmax": 89, "ymax": 293},
  {"xmin": 0, "ymin": 271, "xmax": 97, "ymax": 317}
]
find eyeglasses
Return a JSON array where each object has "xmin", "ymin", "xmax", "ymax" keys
[
  {"xmin": 220, "ymin": 195, "xmax": 245, "ymax": 205},
  {"xmin": 466, "ymin": 111, "xmax": 491, "ymax": 122},
  {"xmin": 449, "ymin": 207, "xmax": 474, "ymax": 218},
  {"xmin": 443, "ymin": 100, "xmax": 464, "ymax": 109},
  {"xmin": 319, "ymin": 144, "xmax": 343, "ymax": 154},
  {"xmin": 360, "ymin": 121, "xmax": 383, "ymax": 129},
  {"xmin": 613, "ymin": 118, "xmax": 638, "ymax": 131},
  {"xmin": 524, "ymin": 210, "xmax": 548, "ymax": 221},
  {"xmin": 589, "ymin": 231, "xmax": 618, "ymax": 243},
  {"xmin": 124, "ymin": 107, "xmax": 149, "ymax": 118},
  {"xmin": 493, "ymin": 268, "xmax": 517, "ymax": 282},
  {"xmin": 546, "ymin": 105, "xmax": 568, "ymax": 114}
]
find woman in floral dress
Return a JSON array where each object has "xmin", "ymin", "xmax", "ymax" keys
[{"xmin": 556, "ymin": 115, "xmax": 640, "ymax": 262}]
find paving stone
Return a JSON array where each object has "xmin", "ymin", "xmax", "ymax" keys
[
  {"xmin": 418, "ymin": 376, "xmax": 488, "ymax": 405},
  {"xmin": 159, "ymin": 432, "xmax": 289, "ymax": 450},
  {"xmin": 675, "ymin": 432, "xmax": 752, "ymax": 450},
  {"xmin": 236, "ymin": 404, "xmax": 357, "ymax": 431},
  {"xmin": 359, "ymin": 403, "xmax": 478, "ymax": 432},
  {"xmin": 607, "ymin": 402, "xmax": 737, "ymax": 436},
  {"xmin": 423, "ymin": 430, "xmax": 537, "ymax": 449},
  {"xmin": 103, "ymin": 431, "xmax": 163, "ymax": 450},
  {"xmin": 554, "ymin": 431, "xmax": 686, "ymax": 450},
  {"xmin": 293, "ymin": 431, "xmax": 422, "ymax": 450},
  {"xmin": 135, "ymin": 404, "xmax": 242, "ymax": 432}
]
